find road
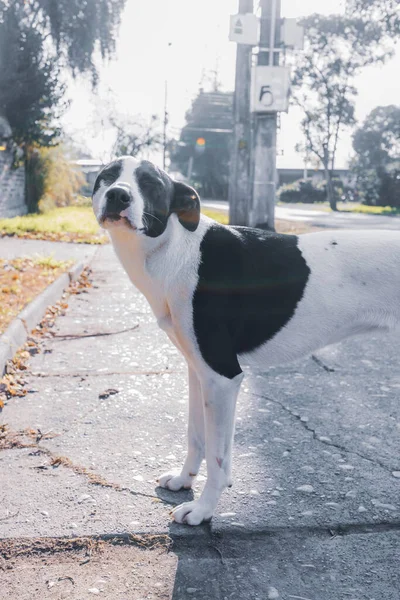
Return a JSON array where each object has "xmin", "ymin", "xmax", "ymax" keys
[{"xmin": 203, "ymin": 199, "xmax": 400, "ymax": 230}]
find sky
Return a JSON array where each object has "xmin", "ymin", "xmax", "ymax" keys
[{"xmin": 63, "ymin": 0, "xmax": 400, "ymax": 169}]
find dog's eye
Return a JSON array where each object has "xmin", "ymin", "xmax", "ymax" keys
[
  {"xmin": 139, "ymin": 175, "xmax": 155, "ymax": 187},
  {"xmin": 139, "ymin": 175, "xmax": 163, "ymax": 191}
]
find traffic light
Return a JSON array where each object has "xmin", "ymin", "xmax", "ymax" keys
[{"xmin": 195, "ymin": 137, "xmax": 206, "ymax": 154}]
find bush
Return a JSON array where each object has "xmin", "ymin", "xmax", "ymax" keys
[
  {"xmin": 356, "ymin": 166, "xmax": 400, "ymax": 208},
  {"xmin": 278, "ymin": 179, "xmax": 326, "ymax": 203},
  {"xmin": 24, "ymin": 145, "xmax": 86, "ymax": 213},
  {"xmin": 37, "ymin": 146, "xmax": 86, "ymax": 212},
  {"xmin": 278, "ymin": 178, "xmax": 356, "ymax": 204}
]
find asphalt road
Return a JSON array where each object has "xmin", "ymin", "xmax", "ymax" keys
[{"xmin": 203, "ymin": 199, "xmax": 400, "ymax": 230}]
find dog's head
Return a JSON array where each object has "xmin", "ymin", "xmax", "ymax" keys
[{"xmin": 92, "ymin": 156, "xmax": 200, "ymax": 237}]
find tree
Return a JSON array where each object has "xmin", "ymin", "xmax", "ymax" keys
[
  {"xmin": 0, "ymin": 0, "xmax": 126, "ymax": 136},
  {"xmin": 292, "ymin": 13, "xmax": 393, "ymax": 210},
  {"xmin": 352, "ymin": 105, "xmax": 400, "ymax": 207},
  {"xmin": 171, "ymin": 89, "xmax": 233, "ymax": 199},
  {"xmin": 0, "ymin": 0, "xmax": 126, "ymax": 211},
  {"xmin": 110, "ymin": 114, "xmax": 162, "ymax": 161},
  {"xmin": 0, "ymin": 3, "xmax": 66, "ymax": 149},
  {"xmin": 346, "ymin": 0, "xmax": 400, "ymax": 37}
]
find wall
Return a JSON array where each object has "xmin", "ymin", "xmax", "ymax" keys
[{"xmin": 0, "ymin": 149, "xmax": 27, "ymax": 218}]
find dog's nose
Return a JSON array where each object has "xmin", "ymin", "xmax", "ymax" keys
[{"xmin": 105, "ymin": 187, "xmax": 131, "ymax": 214}]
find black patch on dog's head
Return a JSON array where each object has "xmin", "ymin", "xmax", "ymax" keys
[
  {"xmin": 136, "ymin": 161, "xmax": 200, "ymax": 237},
  {"xmin": 92, "ymin": 160, "xmax": 123, "ymax": 196}
]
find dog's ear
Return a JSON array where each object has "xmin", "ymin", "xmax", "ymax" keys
[{"xmin": 170, "ymin": 181, "xmax": 200, "ymax": 231}]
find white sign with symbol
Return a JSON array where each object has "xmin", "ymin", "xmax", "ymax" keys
[
  {"xmin": 229, "ymin": 13, "xmax": 259, "ymax": 45},
  {"xmin": 252, "ymin": 66, "xmax": 291, "ymax": 113}
]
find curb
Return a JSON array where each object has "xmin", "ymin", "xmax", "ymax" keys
[{"xmin": 0, "ymin": 261, "xmax": 88, "ymax": 376}]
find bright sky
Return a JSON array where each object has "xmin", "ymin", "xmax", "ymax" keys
[{"xmin": 63, "ymin": 0, "xmax": 400, "ymax": 169}]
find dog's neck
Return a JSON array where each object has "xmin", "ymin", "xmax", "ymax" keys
[
  {"xmin": 108, "ymin": 215, "xmax": 191, "ymax": 320},
  {"xmin": 108, "ymin": 213, "xmax": 213, "ymax": 324}
]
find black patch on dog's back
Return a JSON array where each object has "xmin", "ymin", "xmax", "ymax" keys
[
  {"xmin": 193, "ymin": 225, "xmax": 311, "ymax": 379},
  {"xmin": 93, "ymin": 160, "xmax": 123, "ymax": 195}
]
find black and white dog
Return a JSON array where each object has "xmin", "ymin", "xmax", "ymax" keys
[{"xmin": 92, "ymin": 156, "xmax": 400, "ymax": 526}]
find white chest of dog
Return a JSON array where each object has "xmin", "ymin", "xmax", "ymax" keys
[{"xmin": 92, "ymin": 156, "xmax": 400, "ymax": 525}]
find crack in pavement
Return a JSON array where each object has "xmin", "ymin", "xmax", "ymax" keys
[
  {"xmin": 311, "ymin": 354, "xmax": 336, "ymax": 373},
  {"xmin": 0, "ymin": 426, "xmax": 178, "ymax": 508},
  {"xmin": 49, "ymin": 324, "xmax": 140, "ymax": 341},
  {"xmin": 29, "ymin": 369, "xmax": 181, "ymax": 377},
  {"xmin": 252, "ymin": 392, "xmax": 399, "ymax": 475}
]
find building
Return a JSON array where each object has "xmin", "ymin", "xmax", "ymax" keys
[{"xmin": 0, "ymin": 116, "xmax": 27, "ymax": 218}]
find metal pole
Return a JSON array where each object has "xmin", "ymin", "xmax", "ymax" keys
[
  {"xmin": 250, "ymin": 0, "xmax": 280, "ymax": 230},
  {"xmin": 228, "ymin": 0, "xmax": 253, "ymax": 226}
]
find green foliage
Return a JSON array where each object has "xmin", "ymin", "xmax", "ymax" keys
[
  {"xmin": 38, "ymin": 146, "xmax": 86, "ymax": 211},
  {"xmin": 0, "ymin": 0, "xmax": 126, "ymax": 148},
  {"xmin": 346, "ymin": 0, "xmax": 400, "ymax": 37},
  {"xmin": 23, "ymin": 145, "xmax": 86, "ymax": 213},
  {"xmin": 0, "ymin": 2, "xmax": 66, "ymax": 148},
  {"xmin": 278, "ymin": 178, "xmax": 353, "ymax": 204},
  {"xmin": 352, "ymin": 105, "xmax": 400, "ymax": 207},
  {"xmin": 171, "ymin": 90, "xmax": 233, "ymax": 199},
  {"xmin": 292, "ymin": 10, "xmax": 396, "ymax": 209},
  {"xmin": 278, "ymin": 180, "xmax": 326, "ymax": 204}
]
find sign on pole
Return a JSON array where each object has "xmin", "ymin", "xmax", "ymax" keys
[
  {"xmin": 251, "ymin": 66, "xmax": 291, "ymax": 113},
  {"xmin": 281, "ymin": 18, "xmax": 304, "ymax": 49},
  {"xmin": 229, "ymin": 13, "xmax": 259, "ymax": 45}
]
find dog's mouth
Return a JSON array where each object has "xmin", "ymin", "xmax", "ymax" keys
[{"xmin": 101, "ymin": 214, "xmax": 136, "ymax": 230}]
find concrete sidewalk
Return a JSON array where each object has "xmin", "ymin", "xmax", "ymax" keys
[
  {"xmin": 0, "ymin": 237, "xmax": 98, "ymax": 262},
  {"xmin": 1, "ymin": 244, "xmax": 400, "ymax": 599}
]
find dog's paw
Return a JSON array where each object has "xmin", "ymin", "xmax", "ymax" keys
[
  {"xmin": 171, "ymin": 500, "xmax": 214, "ymax": 526},
  {"xmin": 157, "ymin": 471, "xmax": 194, "ymax": 491}
]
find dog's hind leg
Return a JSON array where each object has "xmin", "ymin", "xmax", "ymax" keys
[
  {"xmin": 158, "ymin": 366, "xmax": 205, "ymax": 491},
  {"xmin": 171, "ymin": 369, "xmax": 244, "ymax": 525}
]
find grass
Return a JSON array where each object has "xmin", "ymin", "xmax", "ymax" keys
[
  {"xmin": 202, "ymin": 208, "xmax": 229, "ymax": 225},
  {"xmin": 0, "ymin": 256, "xmax": 73, "ymax": 334},
  {"xmin": 0, "ymin": 204, "xmax": 322, "ymax": 246},
  {"xmin": 0, "ymin": 206, "xmax": 108, "ymax": 244},
  {"xmin": 201, "ymin": 208, "xmax": 320, "ymax": 234},
  {"xmin": 338, "ymin": 203, "xmax": 400, "ymax": 216}
]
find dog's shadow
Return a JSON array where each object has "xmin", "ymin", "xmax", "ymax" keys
[{"xmin": 154, "ymin": 485, "xmax": 195, "ymax": 508}]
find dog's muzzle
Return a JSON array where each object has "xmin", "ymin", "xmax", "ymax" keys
[{"xmin": 102, "ymin": 187, "xmax": 132, "ymax": 222}]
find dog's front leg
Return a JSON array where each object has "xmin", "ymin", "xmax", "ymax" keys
[
  {"xmin": 171, "ymin": 370, "xmax": 243, "ymax": 526},
  {"xmin": 158, "ymin": 366, "xmax": 205, "ymax": 490}
]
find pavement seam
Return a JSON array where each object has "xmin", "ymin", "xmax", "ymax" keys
[
  {"xmin": 0, "ymin": 426, "xmax": 177, "ymax": 507},
  {"xmin": 2, "ymin": 520, "xmax": 400, "ymax": 561},
  {"xmin": 253, "ymin": 392, "xmax": 399, "ymax": 475},
  {"xmin": 0, "ymin": 533, "xmax": 172, "ymax": 560},
  {"xmin": 49, "ymin": 324, "xmax": 140, "ymax": 341},
  {"xmin": 29, "ymin": 369, "xmax": 182, "ymax": 377}
]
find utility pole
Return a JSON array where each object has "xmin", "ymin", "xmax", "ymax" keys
[
  {"xmin": 228, "ymin": 0, "xmax": 253, "ymax": 226},
  {"xmin": 250, "ymin": 0, "xmax": 281, "ymax": 230}
]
